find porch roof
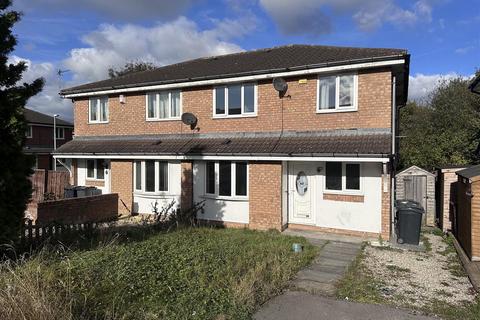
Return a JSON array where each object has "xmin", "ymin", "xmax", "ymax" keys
[{"xmin": 54, "ymin": 129, "xmax": 392, "ymax": 158}]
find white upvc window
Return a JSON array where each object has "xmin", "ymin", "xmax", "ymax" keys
[
  {"xmin": 205, "ymin": 161, "xmax": 248, "ymax": 199},
  {"xmin": 25, "ymin": 125, "xmax": 32, "ymax": 138},
  {"xmin": 146, "ymin": 90, "xmax": 181, "ymax": 121},
  {"xmin": 317, "ymin": 74, "xmax": 358, "ymax": 113},
  {"xmin": 86, "ymin": 159, "xmax": 105, "ymax": 180},
  {"xmin": 324, "ymin": 162, "xmax": 362, "ymax": 194},
  {"xmin": 213, "ymin": 83, "xmax": 257, "ymax": 118},
  {"xmin": 89, "ymin": 96, "xmax": 109, "ymax": 123},
  {"xmin": 134, "ymin": 160, "xmax": 169, "ymax": 194},
  {"xmin": 55, "ymin": 127, "xmax": 65, "ymax": 139}
]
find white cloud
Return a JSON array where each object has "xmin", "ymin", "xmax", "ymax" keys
[
  {"xmin": 9, "ymin": 56, "xmax": 73, "ymax": 121},
  {"xmin": 15, "ymin": 0, "xmax": 194, "ymax": 21},
  {"xmin": 408, "ymin": 72, "xmax": 470, "ymax": 102},
  {"xmin": 259, "ymin": 0, "xmax": 434, "ymax": 35},
  {"xmin": 63, "ymin": 17, "xmax": 246, "ymax": 83}
]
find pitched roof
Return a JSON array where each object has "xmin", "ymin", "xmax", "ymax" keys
[
  {"xmin": 25, "ymin": 108, "xmax": 73, "ymax": 127},
  {"xmin": 457, "ymin": 165, "xmax": 480, "ymax": 179},
  {"xmin": 61, "ymin": 44, "xmax": 408, "ymax": 95},
  {"xmin": 54, "ymin": 129, "xmax": 391, "ymax": 157}
]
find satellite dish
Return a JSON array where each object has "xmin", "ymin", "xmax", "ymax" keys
[
  {"xmin": 181, "ymin": 112, "xmax": 198, "ymax": 130},
  {"xmin": 273, "ymin": 77, "xmax": 288, "ymax": 94}
]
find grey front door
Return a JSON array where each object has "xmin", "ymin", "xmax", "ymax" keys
[{"xmin": 403, "ymin": 175, "xmax": 427, "ymax": 224}]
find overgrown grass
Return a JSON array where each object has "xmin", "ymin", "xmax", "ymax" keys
[{"xmin": 0, "ymin": 227, "xmax": 316, "ymax": 320}]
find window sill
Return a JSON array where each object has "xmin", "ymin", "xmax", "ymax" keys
[
  {"xmin": 134, "ymin": 191, "xmax": 176, "ymax": 198},
  {"xmin": 323, "ymin": 190, "xmax": 363, "ymax": 196},
  {"xmin": 88, "ymin": 121, "xmax": 109, "ymax": 124},
  {"xmin": 146, "ymin": 118, "xmax": 181, "ymax": 122},
  {"xmin": 316, "ymin": 108, "xmax": 357, "ymax": 114},
  {"xmin": 86, "ymin": 178, "xmax": 105, "ymax": 182},
  {"xmin": 201, "ymin": 194, "xmax": 248, "ymax": 201},
  {"xmin": 212, "ymin": 113, "xmax": 257, "ymax": 119}
]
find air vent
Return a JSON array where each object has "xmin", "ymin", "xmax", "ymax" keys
[{"xmin": 222, "ymin": 139, "xmax": 232, "ymax": 145}]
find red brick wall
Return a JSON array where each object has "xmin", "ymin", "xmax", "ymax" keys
[
  {"xmin": 181, "ymin": 161, "xmax": 193, "ymax": 210},
  {"xmin": 36, "ymin": 154, "xmax": 51, "ymax": 170},
  {"xmin": 26, "ymin": 125, "xmax": 73, "ymax": 148},
  {"xmin": 35, "ymin": 194, "xmax": 118, "ymax": 225},
  {"xmin": 249, "ymin": 161, "xmax": 283, "ymax": 230},
  {"xmin": 72, "ymin": 69, "xmax": 392, "ymax": 136},
  {"xmin": 110, "ymin": 160, "xmax": 133, "ymax": 215}
]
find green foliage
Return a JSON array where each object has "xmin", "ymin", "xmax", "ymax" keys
[
  {"xmin": 3, "ymin": 228, "xmax": 316, "ymax": 319},
  {"xmin": 399, "ymin": 74, "xmax": 480, "ymax": 170},
  {"xmin": 0, "ymin": 0, "xmax": 44, "ymax": 245},
  {"xmin": 108, "ymin": 61, "xmax": 157, "ymax": 78}
]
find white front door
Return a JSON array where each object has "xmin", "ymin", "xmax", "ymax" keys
[
  {"xmin": 98, "ymin": 160, "xmax": 111, "ymax": 194},
  {"xmin": 289, "ymin": 162, "xmax": 315, "ymax": 224}
]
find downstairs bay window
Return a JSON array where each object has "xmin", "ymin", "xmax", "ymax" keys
[
  {"xmin": 134, "ymin": 160, "xmax": 169, "ymax": 193},
  {"xmin": 205, "ymin": 161, "xmax": 248, "ymax": 198},
  {"xmin": 325, "ymin": 162, "xmax": 361, "ymax": 193}
]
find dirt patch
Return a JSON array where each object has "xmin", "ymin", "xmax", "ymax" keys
[{"xmin": 364, "ymin": 233, "xmax": 476, "ymax": 307}]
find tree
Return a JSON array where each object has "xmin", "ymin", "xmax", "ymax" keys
[
  {"xmin": 399, "ymin": 74, "xmax": 480, "ymax": 170},
  {"xmin": 108, "ymin": 61, "xmax": 157, "ymax": 78},
  {"xmin": 0, "ymin": 0, "xmax": 44, "ymax": 245}
]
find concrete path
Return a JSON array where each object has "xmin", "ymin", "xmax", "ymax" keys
[
  {"xmin": 254, "ymin": 230, "xmax": 435, "ymax": 319},
  {"xmin": 254, "ymin": 291, "xmax": 436, "ymax": 320}
]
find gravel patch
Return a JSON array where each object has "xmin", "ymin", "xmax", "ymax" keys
[{"xmin": 364, "ymin": 233, "xmax": 477, "ymax": 308}]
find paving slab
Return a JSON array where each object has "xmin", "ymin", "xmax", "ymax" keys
[{"xmin": 254, "ymin": 291, "xmax": 436, "ymax": 320}]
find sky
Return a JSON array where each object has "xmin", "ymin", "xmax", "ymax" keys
[{"xmin": 8, "ymin": 0, "xmax": 480, "ymax": 121}]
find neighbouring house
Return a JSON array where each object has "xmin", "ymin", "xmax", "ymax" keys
[
  {"xmin": 455, "ymin": 165, "xmax": 480, "ymax": 261},
  {"xmin": 396, "ymin": 165, "xmax": 436, "ymax": 226},
  {"xmin": 436, "ymin": 165, "xmax": 470, "ymax": 231},
  {"xmin": 24, "ymin": 108, "xmax": 74, "ymax": 170},
  {"xmin": 469, "ymin": 74, "xmax": 480, "ymax": 95},
  {"xmin": 54, "ymin": 44, "xmax": 410, "ymax": 239}
]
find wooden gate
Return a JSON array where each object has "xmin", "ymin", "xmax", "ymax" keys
[{"xmin": 403, "ymin": 175, "xmax": 427, "ymax": 224}]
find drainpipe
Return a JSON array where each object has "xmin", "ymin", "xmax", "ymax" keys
[{"xmin": 391, "ymin": 76, "xmax": 397, "ymax": 241}]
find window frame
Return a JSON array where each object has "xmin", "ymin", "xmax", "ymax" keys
[
  {"xmin": 88, "ymin": 96, "xmax": 109, "ymax": 124},
  {"xmin": 204, "ymin": 161, "xmax": 248, "ymax": 200},
  {"xmin": 316, "ymin": 73, "xmax": 358, "ymax": 113},
  {"xmin": 55, "ymin": 127, "xmax": 65, "ymax": 140},
  {"xmin": 25, "ymin": 125, "xmax": 32, "ymax": 138},
  {"xmin": 212, "ymin": 83, "xmax": 258, "ymax": 118},
  {"xmin": 133, "ymin": 160, "xmax": 170, "ymax": 195},
  {"xmin": 145, "ymin": 90, "xmax": 182, "ymax": 121},
  {"xmin": 324, "ymin": 162, "xmax": 363, "ymax": 195},
  {"xmin": 86, "ymin": 159, "xmax": 105, "ymax": 181}
]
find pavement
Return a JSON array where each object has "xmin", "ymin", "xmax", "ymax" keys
[{"xmin": 253, "ymin": 229, "xmax": 436, "ymax": 320}]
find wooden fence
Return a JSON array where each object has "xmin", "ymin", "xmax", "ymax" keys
[
  {"xmin": 30, "ymin": 169, "xmax": 70, "ymax": 201},
  {"xmin": 21, "ymin": 219, "xmax": 98, "ymax": 245}
]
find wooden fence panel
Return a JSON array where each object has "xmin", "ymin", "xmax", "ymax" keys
[
  {"xmin": 46, "ymin": 170, "xmax": 70, "ymax": 199},
  {"xmin": 30, "ymin": 169, "xmax": 45, "ymax": 202}
]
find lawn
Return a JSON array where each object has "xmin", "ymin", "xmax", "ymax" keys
[
  {"xmin": 0, "ymin": 227, "xmax": 316, "ymax": 320},
  {"xmin": 336, "ymin": 231, "xmax": 480, "ymax": 320}
]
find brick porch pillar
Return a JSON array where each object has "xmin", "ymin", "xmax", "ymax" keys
[
  {"xmin": 249, "ymin": 161, "xmax": 283, "ymax": 230},
  {"xmin": 110, "ymin": 160, "xmax": 133, "ymax": 216},
  {"xmin": 181, "ymin": 161, "xmax": 193, "ymax": 211},
  {"xmin": 381, "ymin": 172, "xmax": 392, "ymax": 240}
]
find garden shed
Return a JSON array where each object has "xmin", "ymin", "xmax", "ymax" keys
[
  {"xmin": 455, "ymin": 165, "xmax": 480, "ymax": 261},
  {"xmin": 435, "ymin": 166, "xmax": 470, "ymax": 231},
  {"xmin": 396, "ymin": 165, "xmax": 436, "ymax": 226}
]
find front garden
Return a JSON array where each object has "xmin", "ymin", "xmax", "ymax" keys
[
  {"xmin": 336, "ymin": 230, "xmax": 480, "ymax": 319},
  {"xmin": 0, "ymin": 227, "xmax": 316, "ymax": 320}
]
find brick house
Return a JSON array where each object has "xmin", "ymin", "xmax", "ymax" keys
[
  {"xmin": 55, "ymin": 45, "xmax": 410, "ymax": 239},
  {"xmin": 24, "ymin": 108, "xmax": 73, "ymax": 170}
]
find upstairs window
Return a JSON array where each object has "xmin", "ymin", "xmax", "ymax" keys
[
  {"xmin": 55, "ymin": 127, "xmax": 65, "ymax": 139},
  {"xmin": 213, "ymin": 83, "xmax": 256, "ymax": 117},
  {"xmin": 325, "ymin": 162, "xmax": 361, "ymax": 193},
  {"xmin": 86, "ymin": 159, "xmax": 105, "ymax": 180},
  {"xmin": 205, "ymin": 161, "xmax": 248, "ymax": 198},
  {"xmin": 89, "ymin": 97, "xmax": 109, "ymax": 123},
  {"xmin": 146, "ymin": 91, "xmax": 181, "ymax": 120},
  {"xmin": 25, "ymin": 125, "xmax": 32, "ymax": 138},
  {"xmin": 134, "ymin": 160, "xmax": 169, "ymax": 193},
  {"xmin": 318, "ymin": 74, "xmax": 357, "ymax": 112}
]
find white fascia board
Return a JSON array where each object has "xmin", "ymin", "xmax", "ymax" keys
[
  {"xmin": 62, "ymin": 59, "xmax": 405, "ymax": 98},
  {"xmin": 54, "ymin": 154, "xmax": 390, "ymax": 163}
]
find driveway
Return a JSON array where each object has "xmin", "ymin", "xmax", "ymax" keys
[{"xmin": 254, "ymin": 291, "xmax": 436, "ymax": 320}]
